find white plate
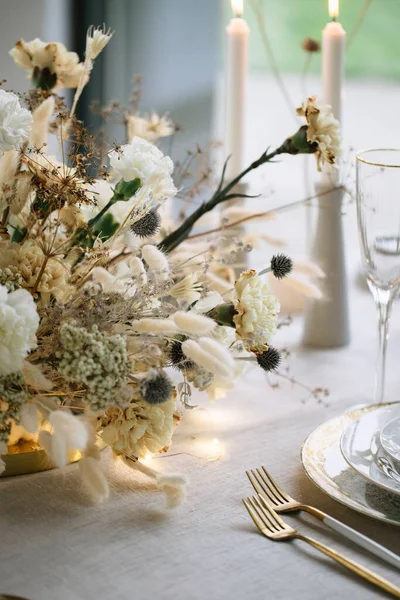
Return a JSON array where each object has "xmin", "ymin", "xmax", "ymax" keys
[
  {"xmin": 301, "ymin": 404, "xmax": 400, "ymax": 526},
  {"xmin": 380, "ymin": 416, "xmax": 400, "ymax": 464},
  {"xmin": 340, "ymin": 404, "xmax": 400, "ymax": 496}
]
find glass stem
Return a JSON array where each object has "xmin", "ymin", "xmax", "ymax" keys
[{"xmin": 372, "ymin": 287, "xmax": 394, "ymax": 404}]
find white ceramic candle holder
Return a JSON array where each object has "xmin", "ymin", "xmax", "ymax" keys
[{"xmin": 302, "ymin": 180, "xmax": 350, "ymax": 348}]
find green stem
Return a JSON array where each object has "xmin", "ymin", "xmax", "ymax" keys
[
  {"xmin": 158, "ymin": 147, "xmax": 283, "ymax": 254},
  {"xmin": 87, "ymin": 200, "xmax": 113, "ymax": 228}
]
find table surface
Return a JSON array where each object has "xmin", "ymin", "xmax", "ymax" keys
[{"xmin": 1, "ymin": 74, "xmax": 400, "ymax": 600}]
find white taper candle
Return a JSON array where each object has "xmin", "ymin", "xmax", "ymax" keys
[
  {"xmin": 225, "ymin": 0, "xmax": 249, "ymax": 181},
  {"xmin": 322, "ymin": 0, "xmax": 345, "ymax": 124}
]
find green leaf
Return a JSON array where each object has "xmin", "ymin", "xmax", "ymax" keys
[
  {"xmin": 111, "ymin": 178, "xmax": 141, "ymax": 203},
  {"xmin": 208, "ymin": 303, "xmax": 237, "ymax": 328},
  {"xmin": 11, "ymin": 227, "xmax": 27, "ymax": 243},
  {"xmin": 92, "ymin": 213, "xmax": 119, "ymax": 242}
]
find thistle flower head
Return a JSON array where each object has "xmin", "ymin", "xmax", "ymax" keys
[
  {"xmin": 139, "ymin": 369, "xmax": 174, "ymax": 405},
  {"xmin": 130, "ymin": 208, "xmax": 161, "ymax": 238},
  {"xmin": 270, "ymin": 254, "xmax": 293, "ymax": 279},
  {"xmin": 256, "ymin": 347, "xmax": 281, "ymax": 372},
  {"xmin": 168, "ymin": 339, "xmax": 195, "ymax": 371}
]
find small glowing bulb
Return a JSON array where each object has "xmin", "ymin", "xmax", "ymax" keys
[
  {"xmin": 141, "ymin": 452, "xmax": 153, "ymax": 463},
  {"xmin": 329, "ymin": 0, "xmax": 339, "ymax": 19},
  {"xmin": 212, "ymin": 438, "xmax": 219, "ymax": 446},
  {"xmin": 231, "ymin": 0, "xmax": 244, "ymax": 16}
]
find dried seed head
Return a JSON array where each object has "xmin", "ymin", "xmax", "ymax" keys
[
  {"xmin": 270, "ymin": 254, "xmax": 293, "ymax": 279},
  {"xmin": 131, "ymin": 208, "xmax": 161, "ymax": 238},
  {"xmin": 256, "ymin": 347, "xmax": 281, "ymax": 372},
  {"xmin": 168, "ymin": 339, "xmax": 195, "ymax": 371},
  {"xmin": 302, "ymin": 37, "xmax": 321, "ymax": 53},
  {"xmin": 139, "ymin": 369, "xmax": 174, "ymax": 405}
]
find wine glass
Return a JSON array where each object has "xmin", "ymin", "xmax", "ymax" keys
[{"xmin": 356, "ymin": 149, "xmax": 400, "ymax": 404}]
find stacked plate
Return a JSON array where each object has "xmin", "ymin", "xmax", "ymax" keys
[{"xmin": 301, "ymin": 403, "xmax": 400, "ymax": 525}]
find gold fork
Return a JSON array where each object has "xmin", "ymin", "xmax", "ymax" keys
[
  {"xmin": 243, "ymin": 495, "xmax": 400, "ymax": 598},
  {"xmin": 246, "ymin": 466, "xmax": 400, "ymax": 568}
]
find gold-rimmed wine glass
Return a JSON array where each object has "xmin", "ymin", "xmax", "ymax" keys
[{"xmin": 356, "ymin": 148, "xmax": 400, "ymax": 404}]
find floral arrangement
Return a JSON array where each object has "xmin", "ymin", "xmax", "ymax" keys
[{"xmin": 0, "ymin": 27, "xmax": 340, "ymax": 507}]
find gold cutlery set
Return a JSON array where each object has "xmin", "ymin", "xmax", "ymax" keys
[{"xmin": 243, "ymin": 467, "xmax": 400, "ymax": 598}]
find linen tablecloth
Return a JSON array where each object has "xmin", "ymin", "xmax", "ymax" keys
[{"xmin": 1, "ymin": 75, "xmax": 400, "ymax": 599}]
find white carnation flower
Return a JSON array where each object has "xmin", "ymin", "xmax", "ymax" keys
[
  {"xmin": 0, "ymin": 285, "xmax": 39, "ymax": 375},
  {"xmin": 233, "ymin": 270, "xmax": 280, "ymax": 352},
  {"xmin": 98, "ymin": 398, "xmax": 176, "ymax": 458},
  {"xmin": 109, "ymin": 137, "xmax": 177, "ymax": 203},
  {"xmin": 0, "ymin": 90, "xmax": 32, "ymax": 155},
  {"xmin": 296, "ymin": 96, "xmax": 341, "ymax": 172}
]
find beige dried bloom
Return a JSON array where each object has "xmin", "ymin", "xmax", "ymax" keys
[
  {"xmin": 296, "ymin": 96, "xmax": 341, "ymax": 171},
  {"xmin": 86, "ymin": 25, "xmax": 113, "ymax": 60},
  {"xmin": 10, "ymin": 38, "xmax": 85, "ymax": 89},
  {"xmin": 97, "ymin": 397, "xmax": 176, "ymax": 458},
  {"xmin": 0, "ymin": 241, "xmax": 70, "ymax": 302},
  {"xmin": 30, "ymin": 96, "xmax": 55, "ymax": 148},
  {"xmin": 127, "ymin": 113, "xmax": 175, "ymax": 143},
  {"xmin": 168, "ymin": 273, "xmax": 202, "ymax": 303},
  {"xmin": 58, "ymin": 205, "xmax": 86, "ymax": 230},
  {"xmin": 233, "ymin": 269, "xmax": 280, "ymax": 352}
]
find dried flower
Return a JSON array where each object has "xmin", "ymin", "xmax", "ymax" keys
[
  {"xmin": 197, "ymin": 337, "xmax": 236, "ymax": 371},
  {"xmin": 86, "ymin": 25, "xmax": 113, "ymax": 60},
  {"xmin": 41, "ymin": 409, "xmax": 89, "ymax": 468},
  {"xmin": 181, "ymin": 339, "xmax": 232, "ymax": 378},
  {"xmin": 131, "ymin": 318, "xmax": 179, "ymax": 334},
  {"xmin": 168, "ymin": 339, "xmax": 195, "ymax": 371},
  {"xmin": 173, "ymin": 311, "xmax": 216, "ymax": 335},
  {"xmin": 57, "ymin": 323, "xmax": 128, "ymax": 411},
  {"xmin": 168, "ymin": 273, "xmax": 202, "ymax": 304},
  {"xmin": 139, "ymin": 369, "xmax": 174, "ymax": 405},
  {"xmin": 141, "ymin": 244, "xmax": 170, "ymax": 279},
  {"xmin": 0, "ymin": 241, "xmax": 71, "ymax": 302},
  {"xmin": 10, "ymin": 38, "xmax": 85, "ymax": 89},
  {"xmin": 156, "ymin": 473, "xmax": 188, "ymax": 509},
  {"xmin": 256, "ymin": 347, "xmax": 281, "ymax": 372},
  {"xmin": 0, "ymin": 90, "xmax": 32, "ymax": 155},
  {"xmin": 30, "ymin": 96, "xmax": 55, "ymax": 148},
  {"xmin": 109, "ymin": 137, "xmax": 177, "ymax": 203},
  {"xmin": 127, "ymin": 112, "xmax": 175, "ymax": 143},
  {"xmin": 302, "ymin": 37, "xmax": 321, "ymax": 53},
  {"xmin": 0, "ymin": 285, "xmax": 39, "ymax": 375},
  {"xmin": 296, "ymin": 96, "xmax": 341, "ymax": 171},
  {"xmin": 0, "ymin": 268, "xmax": 22, "ymax": 292},
  {"xmin": 79, "ymin": 456, "xmax": 109, "ymax": 504},
  {"xmin": 0, "ymin": 371, "xmax": 28, "ymax": 443},
  {"xmin": 19, "ymin": 403, "xmax": 39, "ymax": 433},
  {"xmin": 193, "ymin": 291, "xmax": 224, "ymax": 313},
  {"xmin": 270, "ymin": 254, "xmax": 293, "ymax": 279},
  {"xmin": 267, "ymin": 258, "xmax": 325, "ymax": 313},
  {"xmin": 98, "ymin": 397, "xmax": 176, "ymax": 458},
  {"xmin": 233, "ymin": 270, "xmax": 280, "ymax": 352},
  {"xmin": 130, "ymin": 208, "xmax": 161, "ymax": 238},
  {"xmin": 126, "ymin": 256, "xmax": 147, "ymax": 286}
]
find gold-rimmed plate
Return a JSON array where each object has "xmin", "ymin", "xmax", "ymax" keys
[{"xmin": 301, "ymin": 403, "xmax": 400, "ymax": 526}]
